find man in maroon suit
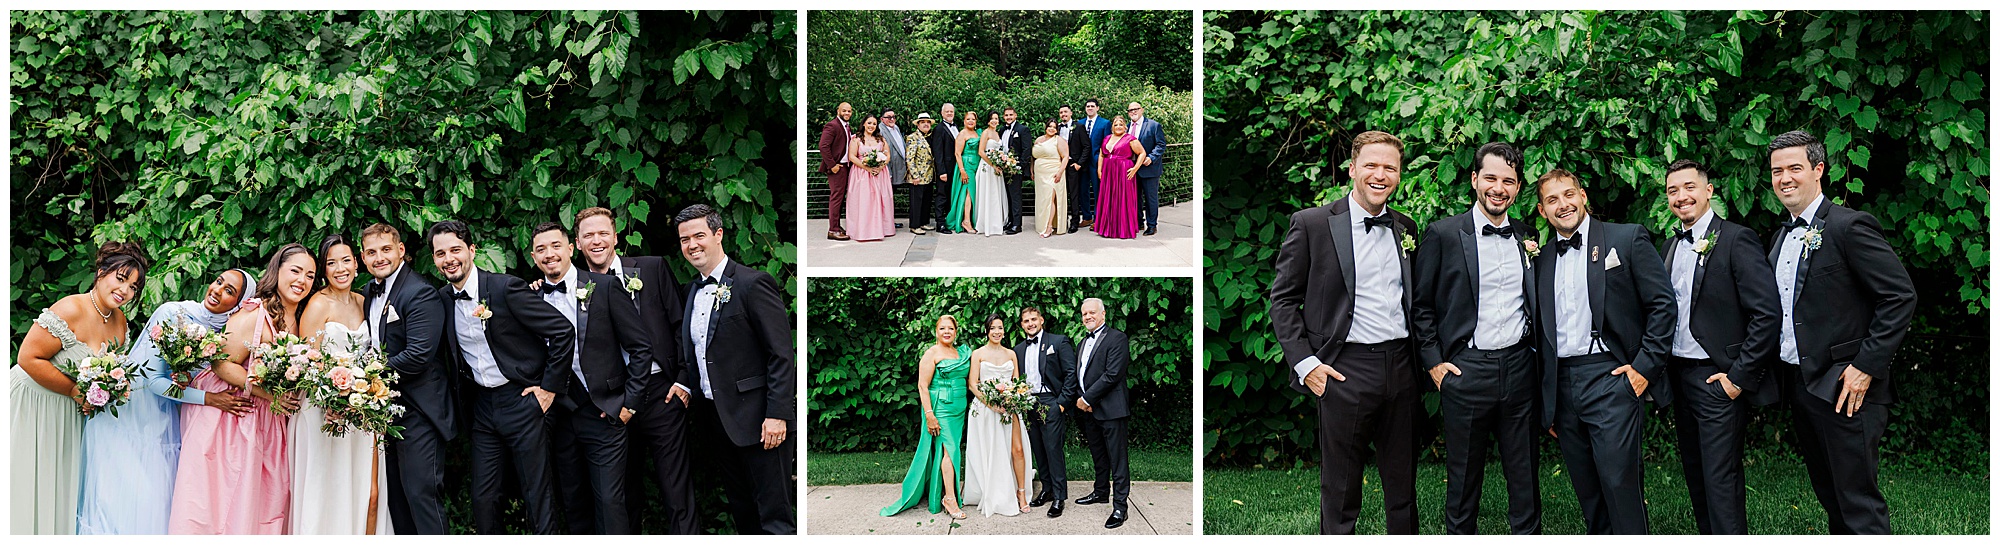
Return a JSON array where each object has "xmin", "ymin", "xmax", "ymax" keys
[{"xmin": 817, "ymin": 102, "xmax": 854, "ymax": 240}]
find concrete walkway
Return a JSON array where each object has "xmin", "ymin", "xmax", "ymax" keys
[
  {"xmin": 808, "ymin": 481, "xmax": 1193, "ymax": 535},
  {"xmin": 806, "ymin": 203, "xmax": 1196, "ymax": 268}
]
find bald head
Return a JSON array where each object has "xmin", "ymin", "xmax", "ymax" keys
[{"xmin": 836, "ymin": 102, "xmax": 853, "ymax": 121}]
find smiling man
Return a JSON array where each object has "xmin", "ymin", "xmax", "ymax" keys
[
  {"xmin": 358, "ymin": 223, "xmax": 453, "ymax": 534},
  {"xmin": 1268, "ymin": 130, "xmax": 1421, "ymax": 534},
  {"xmin": 1530, "ymin": 170, "xmax": 1676, "ymax": 535}
]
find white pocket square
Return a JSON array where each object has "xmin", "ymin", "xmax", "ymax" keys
[
  {"xmin": 1044, "ymin": 346, "xmax": 1056, "ymax": 356},
  {"xmin": 386, "ymin": 305, "xmax": 402, "ymax": 323},
  {"xmin": 1605, "ymin": 247, "xmax": 1623, "ymax": 269}
]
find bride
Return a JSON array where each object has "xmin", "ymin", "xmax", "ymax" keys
[
  {"xmin": 960, "ymin": 313, "xmax": 1034, "ymax": 516},
  {"xmin": 973, "ymin": 111, "xmax": 1009, "ymax": 237},
  {"xmin": 291, "ymin": 234, "xmax": 393, "ymax": 534}
]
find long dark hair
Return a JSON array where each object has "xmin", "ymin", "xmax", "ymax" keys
[
  {"xmin": 860, "ymin": 115, "xmax": 883, "ymax": 145},
  {"xmin": 316, "ymin": 234, "xmax": 358, "ymax": 291},
  {"xmin": 257, "ymin": 243, "xmax": 316, "ymax": 333}
]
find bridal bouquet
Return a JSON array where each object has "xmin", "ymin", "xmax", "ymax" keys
[
  {"xmin": 982, "ymin": 147, "xmax": 1021, "ymax": 176},
  {"xmin": 975, "ymin": 376, "xmax": 1043, "ymax": 424},
  {"xmin": 58, "ymin": 341, "xmax": 137, "ymax": 418},
  {"xmin": 861, "ymin": 148, "xmax": 889, "ymax": 169},
  {"xmin": 249, "ymin": 332, "xmax": 318, "ymax": 414},
  {"xmin": 303, "ymin": 347, "xmax": 406, "ymax": 440},
  {"xmin": 151, "ymin": 316, "xmax": 228, "ymax": 398}
]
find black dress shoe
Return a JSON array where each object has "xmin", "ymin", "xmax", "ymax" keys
[
  {"xmin": 1104, "ymin": 507, "xmax": 1127, "ymax": 529},
  {"xmin": 1143, "ymin": 226, "xmax": 1157, "ymax": 236},
  {"xmin": 1005, "ymin": 227, "xmax": 1022, "ymax": 235},
  {"xmin": 1030, "ymin": 493, "xmax": 1051, "ymax": 508},
  {"xmin": 1046, "ymin": 500, "xmax": 1064, "ymax": 518},
  {"xmin": 1074, "ymin": 491, "xmax": 1109, "ymax": 505}
]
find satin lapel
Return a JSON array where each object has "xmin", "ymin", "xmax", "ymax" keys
[
  {"xmin": 1690, "ymin": 223, "xmax": 1713, "ymax": 304},
  {"xmin": 575, "ymin": 278, "xmax": 592, "ymax": 350},
  {"xmin": 1587, "ymin": 223, "xmax": 1607, "ymax": 345},
  {"xmin": 1514, "ymin": 218, "xmax": 1535, "ymax": 311},
  {"xmin": 1459, "ymin": 215, "xmax": 1481, "ymax": 303},
  {"xmin": 680, "ymin": 276, "xmax": 700, "ymax": 363},
  {"xmin": 619, "ymin": 257, "xmax": 640, "ymax": 300},
  {"xmin": 1795, "ymin": 205, "xmax": 1831, "ymax": 298},
  {"xmin": 1328, "ymin": 201, "xmax": 1356, "ymax": 301},
  {"xmin": 1395, "ymin": 217, "xmax": 1415, "ymax": 311},
  {"xmin": 1537, "ymin": 239, "xmax": 1558, "ymax": 346},
  {"xmin": 707, "ymin": 263, "xmax": 735, "ymax": 346}
]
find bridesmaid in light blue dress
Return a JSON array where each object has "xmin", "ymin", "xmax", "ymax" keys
[{"xmin": 76, "ymin": 269, "xmax": 252, "ymax": 534}]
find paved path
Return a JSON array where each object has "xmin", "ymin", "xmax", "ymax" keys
[
  {"xmin": 806, "ymin": 203, "xmax": 1196, "ymax": 268},
  {"xmin": 807, "ymin": 481, "xmax": 1193, "ymax": 535}
]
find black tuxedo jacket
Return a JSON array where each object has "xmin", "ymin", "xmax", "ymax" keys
[
  {"xmin": 1767, "ymin": 202, "xmax": 1915, "ymax": 405},
  {"xmin": 1064, "ymin": 120, "xmax": 1091, "ymax": 178},
  {"xmin": 1013, "ymin": 332, "xmax": 1079, "ymax": 408},
  {"xmin": 1533, "ymin": 218, "xmax": 1678, "ymax": 427},
  {"xmin": 610, "ymin": 255, "xmax": 684, "ymax": 383},
  {"xmin": 1074, "ymin": 326, "xmax": 1130, "ymax": 420},
  {"xmin": 1269, "ymin": 197, "xmax": 1419, "ymax": 395},
  {"xmin": 367, "ymin": 261, "xmax": 457, "ymax": 440},
  {"xmin": 676, "ymin": 259, "xmax": 797, "ymax": 447},
  {"xmin": 1661, "ymin": 216, "xmax": 1784, "ymax": 406},
  {"xmin": 1004, "ymin": 121, "xmax": 1033, "ymax": 178},
  {"xmin": 1411, "ymin": 211, "xmax": 1539, "ymax": 370},
  {"xmin": 443, "ymin": 269, "xmax": 574, "ymax": 393},
  {"xmin": 559, "ymin": 269, "xmax": 655, "ymax": 418},
  {"xmin": 928, "ymin": 125, "xmax": 958, "ymax": 184}
]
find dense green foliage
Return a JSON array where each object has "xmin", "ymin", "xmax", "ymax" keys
[
  {"xmin": 12, "ymin": 10, "xmax": 798, "ymax": 345},
  {"xmin": 1202, "ymin": 11, "xmax": 1989, "ymax": 470},
  {"xmin": 808, "ymin": 277, "xmax": 1192, "ymax": 453},
  {"xmin": 807, "ymin": 10, "xmax": 1193, "ymax": 145}
]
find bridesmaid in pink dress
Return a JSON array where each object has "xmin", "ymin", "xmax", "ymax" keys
[
  {"xmin": 845, "ymin": 114, "xmax": 897, "ymax": 241},
  {"xmin": 169, "ymin": 245, "xmax": 315, "ymax": 534},
  {"xmin": 1093, "ymin": 116, "xmax": 1143, "ymax": 239}
]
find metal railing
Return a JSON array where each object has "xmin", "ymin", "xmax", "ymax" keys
[{"xmin": 804, "ymin": 142, "xmax": 1193, "ymax": 220}]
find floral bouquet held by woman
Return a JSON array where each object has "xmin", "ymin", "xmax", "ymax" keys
[
  {"xmin": 249, "ymin": 332, "xmax": 317, "ymax": 415},
  {"xmin": 151, "ymin": 316, "xmax": 229, "ymax": 398},
  {"xmin": 861, "ymin": 148, "xmax": 889, "ymax": 169},
  {"xmin": 59, "ymin": 341, "xmax": 138, "ymax": 418},
  {"xmin": 975, "ymin": 375, "xmax": 1043, "ymax": 424},
  {"xmin": 982, "ymin": 146, "xmax": 1021, "ymax": 177},
  {"xmin": 304, "ymin": 347, "xmax": 406, "ymax": 441}
]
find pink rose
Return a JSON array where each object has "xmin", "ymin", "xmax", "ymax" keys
[
  {"xmin": 327, "ymin": 366, "xmax": 355, "ymax": 391},
  {"xmin": 151, "ymin": 325, "xmax": 163, "ymax": 340},
  {"xmin": 183, "ymin": 346, "xmax": 193, "ymax": 357},
  {"xmin": 202, "ymin": 344, "xmax": 217, "ymax": 357},
  {"xmin": 109, "ymin": 368, "xmax": 126, "ymax": 380},
  {"xmin": 85, "ymin": 385, "xmax": 110, "ymax": 406},
  {"xmin": 284, "ymin": 366, "xmax": 302, "ymax": 381}
]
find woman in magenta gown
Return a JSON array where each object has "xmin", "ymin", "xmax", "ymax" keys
[
  {"xmin": 168, "ymin": 245, "xmax": 314, "ymax": 534},
  {"xmin": 1093, "ymin": 116, "xmax": 1143, "ymax": 239}
]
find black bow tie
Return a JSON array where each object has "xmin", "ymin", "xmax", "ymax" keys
[
  {"xmin": 450, "ymin": 289, "xmax": 472, "ymax": 301},
  {"xmin": 540, "ymin": 282, "xmax": 567, "ymax": 295},
  {"xmin": 364, "ymin": 281, "xmax": 384, "ymax": 299},
  {"xmin": 696, "ymin": 277, "xmax": 720, "ymax": 289},
  {"xmin": 1555, "ymin": 236, "xmax": 1584, "ymax": 255},
  {"xmin": 1362, "ymin": 215, "xmax": 1394, "ymax": 233},
  {"xmin": 1783, "ymin": 216, "xmax": 1810, "ymax": 231},
  {"xmin": 1674, "ymin": 227, "xmax": 1698, "ymax": 244},
  {"xmin": 1482, "ymin": 224, "xmax": 1515, "ymax": 238}
]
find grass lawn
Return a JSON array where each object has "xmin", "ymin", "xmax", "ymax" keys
[
  {"xmin": 1204, "ymin": 456, "xmax": 1988, "ymax": 534},
  {"xmin": 809, "ymin": 445, "xmax": 1193, "ymax": 486}
]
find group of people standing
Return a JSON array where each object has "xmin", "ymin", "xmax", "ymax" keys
[
  {"xmin": 1271, "ymin": 130, "xmax": 1914, "ymax": 535},
  {"xmin": 879, "ymin": 300, "xmax": 1136, "ymax": 530},
  {"xmin": 818, "ymin": 99, "xmax": 1168, "ymax": 242},
  {"xmin": 11, "ymin": 203, "xmax": 798, "ymax": 535}
]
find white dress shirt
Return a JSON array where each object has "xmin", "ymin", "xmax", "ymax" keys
[
  {"xmin": 543, "ymin": 266, "xmax": 588, "ymax": 392},
  {"xmin": 1553, "ymin": 216, "xmax": 1602, "ymax": 358},
  {"xmin": 1775, "ymin": 194, "xmax": 1826, "ymax": 365},
  {"xmin": 1076, "ymin": 324, "xmax": 1103, "ymax": 392},
  {"xmin": 1671, "ymin": 210, "xmax": 1717, "ymax": 359},
  {"xmin": 1059, "ymin": 121, "xmax": 1072, "ymax": 142},
  {"xmin": 1023, "ymin": 332, "xmax": 1046, "ymax": 394},
  {"xmin": 1473, "ymin": 208, "xmax": 1530, "ymax": 350},
  {"xmin": 690, "ymin": 256, "xmax": 731, "ymax": 398},
  {"xmin": 1295, "ymin": 195, "xmax": 1410, "ymax": 383},
  {"xmin": 369, "ymin": 264, "xmax": 404, "ymax": 347},
  {"xmin": 837, "ymin": 118, "xmax": 850, "ymax": 165},
  {"xmin": 450, "ymin": 266, "xmax": 508, "ymax": 388}
]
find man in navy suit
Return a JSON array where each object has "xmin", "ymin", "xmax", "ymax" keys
[
  {"xmin": 1126, "ymin": 102, "xmax": 1167, "ymax": 236},
  {"xmin": 1077, "ymin": 99, "xmax": 1111, "ymax": 230}
]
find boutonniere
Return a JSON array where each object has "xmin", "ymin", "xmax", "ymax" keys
[
  {"xmin": 1801, "ymin": 227, "xmax": 1824, "ymax": 254},
  {"xmin": 712, "ymin": 282, "xmax": 734, "ymax": 311},
  {"xmin": 575, "ymin": 281, "xmax": 596, "ymax": 311},
  {"xmin": 1694, "ymin": 231, "xmax": 1720, "ymax": 265},
  {"xmin": 1399, "ymin": 232, "xmax": 1416, "ymax": 257},
  {"xmin": 624, "ymin": 274, "xmax": 643, "ymax": 293},
  {"xmin": 472, "ymin": 299, "xmax": 493, "ymax": 321},
  {"xmin": 1522, "ymin": 240, "xmax": 1541, "ymax": 267}
]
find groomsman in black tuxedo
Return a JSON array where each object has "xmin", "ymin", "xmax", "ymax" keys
[
  {"xmin": 928, "ymin": 106, "xmax": 961, "ymax": 233},
  {"xmin": 1269, "ymin": 130, "xmax": 1421, "ymax": 535},
  {"xmin": 1071, "ymin": 297, "xmax": 1132, "ymax": 529},
  {"xmin": 1530, "ymin": 170, "xmax": 1676, "ymax": 535},
  {"xmin": 574, "ymin": 207, "xmax": 698, "ymax": 534},
  {"xmin": 1002, "ymin": 106, "xmax": 1032, "ymax": 235},
  {"xmin": 1764, "ymin": 130, "xmax": 1915, "ymax": 534},
  {"xmin": 1013, "ymin": 306, "xmax": 1077, "ymax": 518},
  {"xmin": 1410, "ymin": 142, "xmax": 1542, "ymax": 535},
  {"xmin": 667, "ymin": 204, "xmax": 797, "ymax": 534},
  {"xmin": 1659, "ymin": 159, "xmax": 1783, "ymax": 534},
  {"xmin": 359, "ymin": 223, "xmax": 454, "ymax": 535},
  {"xmin": 1060, "ymin": 105, "xmax": 1092, "ymax": 232},
  {"xmin": 530, "ymin": 221, "xmax": 654, "ymax": 534},
  {"xmin": 427, "ymin": 220, "xmax": 573, "ymax": 534}
]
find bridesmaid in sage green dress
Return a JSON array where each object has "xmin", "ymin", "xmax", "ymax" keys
[
  {"xmin": 880, "ymin": 315, "xmax": 973, "ymax": 520},
  {"xmin": 10, "ymin": 241, "xmax": 149, "ymax": 534}
]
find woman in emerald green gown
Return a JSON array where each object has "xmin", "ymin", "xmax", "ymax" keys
[
  {"xmin": 879, "ymin": 315, "xmax": 973, "ymax": 519},
  {"xmin": 944, "ymin": 111, "xmax": 983, "ymax": 234}
]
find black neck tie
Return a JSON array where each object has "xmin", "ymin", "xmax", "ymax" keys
[
  {"xmin": 1674, "ymin": 227, "xmax": 1697, "ymax": 244},
  {"xmin": 450, "ymin": 289, "xmax": 471, "ymax": 301},
  {"xmin": 1784, "ymin": 216, "xmax": 1810, "ymax": 231},
  {"xmin": 1555, "ymin": 236, "xmax": 1584, "ymax": 255},
  {"xmin": 1362, "ymin": 215, "xmax": 1394, "ymax": 233},
  {"xmin": 1482, "ymin": 224, "xmax": 1515, "ymax": 238},
  {"xmin": 540, "ymin": 281, "xmax": 566, "ymax": 295}
]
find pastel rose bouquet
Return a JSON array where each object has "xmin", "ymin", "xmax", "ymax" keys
[
  {"xmin": 57, "ymin": 341, "xmax": 137, "ymax": 418},
  {"xmin": 861, "ymin": 148, "xmax": 889, "ymax": 169},
  {"xmin": 975, "ymin": 375, "xmax": 1043, "ymax": 424},
  {"xmin": 151, "ymin": 316, "xmax": 228, "ymax": 398},
  {"xmin": 303, "ymin": 346, "xmax": 406, "ymax": 440},
  {"xmin": 982, "ymin": 147, "xmax": 1021, "ymax": 177},
  {"xmin": 249, "ymin": 332, "xmax": 317, "ymax": 414}
]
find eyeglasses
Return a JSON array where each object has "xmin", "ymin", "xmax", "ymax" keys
[{"xmin": 1127, "ymin": 107, "xmax": 1141, "ymax": 112}]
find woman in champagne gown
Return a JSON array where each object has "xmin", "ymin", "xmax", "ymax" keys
[
  {"xmin": 170, "ymin": 244, "xmax": 315, "ymax": 534},
  {"xmin": 946, "ymin": 111, "xmax": 983, "ymax": 234},
  {"xmin": 960, "ymin": 314, "xmax": 1034, "ymax": 517},
  {"xmin": 879, "ymin": 315, "xmax": 973, "ymax": 520},
  {"xmin": 844, "ymin": 115, "xmax": 896, "ymax": 242},
  {"xmin": 1094, "ymin": 116, "xmax": 1143, "ymax": 239},
  {"xmin": 12, "ymin": 241, "xmax": 148, "ymax": 534},
  {"xmin": 973, "ymin": 112, "xmax": 1008, "ymax": 237},
  {"xmin": 78, "ymin": 268, "xmax": 253, "ymax": 534},
  {"xmin": 1031, "ymin": 120, "xmax": 1070, "ymax": 237},
  {"xmin": 290, "ymin": 235, "xmax": 393, "ymax": 534}
]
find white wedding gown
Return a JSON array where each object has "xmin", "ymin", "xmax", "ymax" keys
[
  {"xmin": 289, "ymin": 321, "xmax": 394, "ymax": 534},
  {"xmin": 960, "ymin": 359, "xmax": 1035, "ymax": 517},
  {"xmin": 974, "ymin": 137, "xmax": 1008, "ymax": 236}
]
